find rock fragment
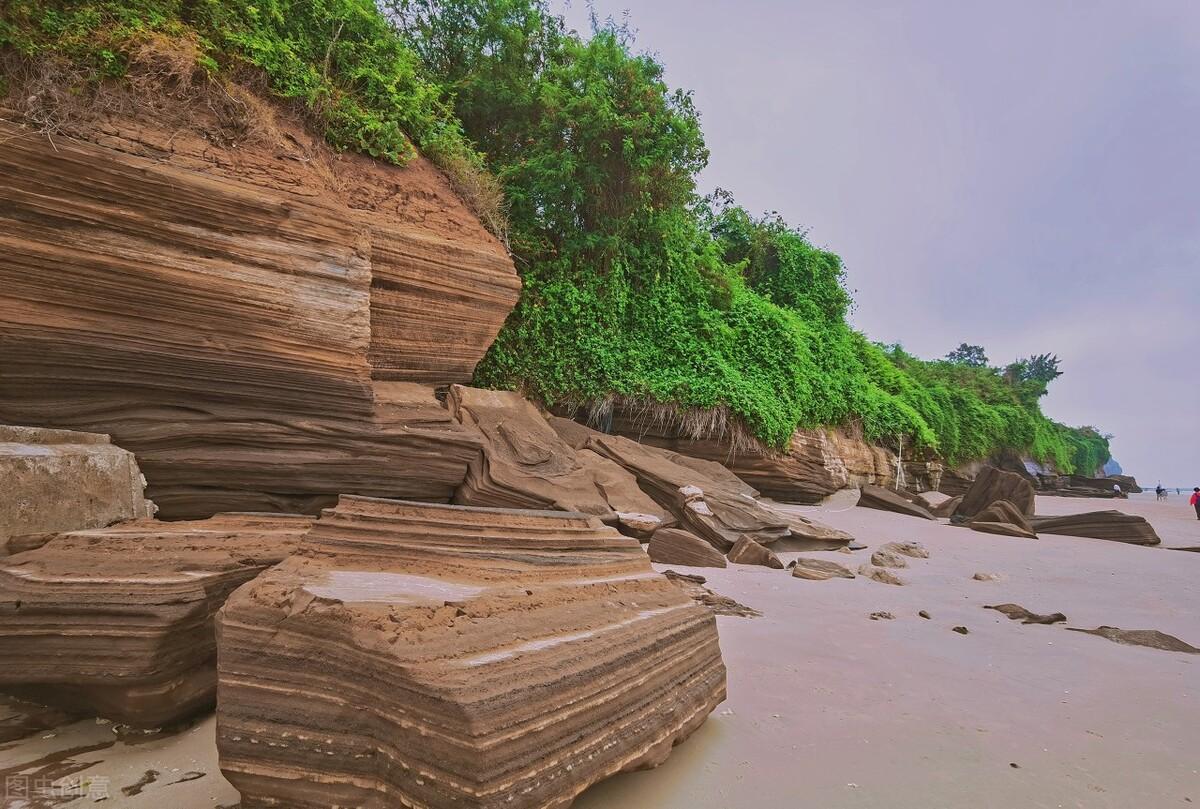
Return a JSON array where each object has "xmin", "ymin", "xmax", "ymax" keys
[
  {"xmin": 952, "ymin": 626, "xmax": 970, "ymax": 635},
  {"xmin": 858, "ymin": 564, "xmax": 905, "ymax": 586},
  {"xmin": 870, "ymin": 548, "xmax": 909, "ymax": 568},
  {"xmin": 727, "ymin": 536, "xmax": 785, "ymax": 569},
  {"xmin": 972, "ymin": 572, "xmax": 1001, "ymax": 581},
  {"xmin": 1065, "ymin": 626, "xmax": 1199, "ymax": 653},
  {"xmin": 648, "ymin": 528, "xmax": 728, "ymax": 568},
  {"xmin": 882, "ymin": 541, "xmax": 930, "ymax": 559},
  {"xmin": 789, "ymin": 558, "xmax": 856, "ymax": 581},
  {"xmin": 856, "ymin": 485, "xmax": 936, "ymax": 520},
  {"xmin": 217, "ymin": 497, "xmax": 727, "ymax": 809},
  {"xmin": 869, "ymin": 612, "xmax": 895, "ymax": 620},
  {"xmin": 985, "ymin": 603, "xmax": 1067, "ymax": 625}
]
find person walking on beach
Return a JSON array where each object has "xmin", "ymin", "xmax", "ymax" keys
[
  {"xmin": 1155, "ymin": 484, "xmax": 1165, "ymax": 501},
  {"xmin": 1191, "ymin": 488, "xmax": 1200, "ymax": 520}
]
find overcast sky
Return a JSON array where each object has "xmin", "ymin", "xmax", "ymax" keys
[{"xmin": 561, "ymin": 0, "xmax": 1200, "ymax": 486}]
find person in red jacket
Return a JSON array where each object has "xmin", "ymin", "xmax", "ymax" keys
[{"xmin": 1191, "ymin": 487, "xmax": 1200, "ymax": 520}]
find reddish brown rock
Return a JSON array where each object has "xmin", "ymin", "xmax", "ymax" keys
[
  {"xmin": 0, "ymin": 96, "xmax": 518, "ymax": 518},
  {"xmin": 930, "ymin": 494, "xmax": 964, "ymax": 518},
  {"xmin": 856, "ymin": 484, "xmax": 936, "ymax": 520},
  {"xmin": 1030, "ymin": 511, "xmax": 1161, "ymax": 546},
  {"xmin": 953, "ymin": 466, "xmax": 1036, "ymax": 521},
  {"xmin": 648, "ymin": 528, "xmax": 728, "ymax": 568},
  {"xmin": 217, "ymin": 497, "xmax": 726, "ymax": 809},
  {"xmin": 0, "ymin": 513, "xmax": 312, "ymax": 726},
  {"xmin": 1, "ymin": 426, "xmax": 154, "ymax": 556}
]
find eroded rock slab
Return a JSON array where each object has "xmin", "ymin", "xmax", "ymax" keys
[
  {"xmin": 789, "ymin": 558, "xmax": 856, "ymax": 581},
  {"xmin": 1030, "ymin": 511, "xmax": 1161, "ymax": 546},
  {"xmin": 0, "ymin": 426, "xmax": 154, "ymax": 556},
  {"xmin": 727, "ymin": 536, "xmax": 784, "ymax": 569},
  {"xmin": 985, "ymin": 603, "xmax": 1066, "ymax": 625},
  {"xmin": 968, "ymin": 499, "xmax": 1037, "ymax": 539},
  {"xmin": 217, "ymin": 497, "xmax": 726, "ymax": 809},
  {"xmin": 0, "ymin": 514, "xmax": 312, "ymax": 726},
  {"xmin": 857, "ymin": 485, "xmax": 936, "ymax": 520},
  {"xmin": 648, "ymin": 528, "xmax": 728, "ymax": 568},
  {"xmin": 1066, "ymin": 626, "xmax": 1199, "ymax": 654}
]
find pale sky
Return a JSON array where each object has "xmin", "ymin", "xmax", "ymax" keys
[{"xmin": 562, "ymin": 0, "xmax": 1200, "ymax": 486}]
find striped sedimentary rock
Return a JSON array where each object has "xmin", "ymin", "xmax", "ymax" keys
[
  {"xmin": 0, "ymin": 513, "xmax": 312, "ymax": 726},
  {"xmin": 0, "ymin": 113, "xmax": 516, "ymax": 518},
  {"xmin": 217, "ymin": 496, "xmax": 726, "ymax": 809}
]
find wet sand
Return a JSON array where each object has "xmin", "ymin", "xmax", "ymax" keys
[{"xmin": 2, "ymin": 493, "xmax": 1197, "ymax": 808}]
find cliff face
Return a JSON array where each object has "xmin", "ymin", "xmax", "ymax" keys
[{"xmin": 0, "ymin": 95, "xmax": 519, "ymax": 517}]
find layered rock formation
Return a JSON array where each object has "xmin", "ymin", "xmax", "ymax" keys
[
  {"xmin": 0, "ymin": 105, "xmax": 518, "ymax": 518},
  {"xmin": 217, "ymin": 496, "xmax": 726, "ymax": 809},
  {"xmin": 0, "ymin": 513, "xmax": 312, "ymax": 726},
  {"xmin": 967, "ymin": 500, "xmax": 1036, "ymax": 539},
  {"xmin": 1030, "ymin": 512, "xmax": 1161, "ymax": 546},
  {"xmin": 0, "ymin": 426, "xmax": 153, "ymax": 555},
  {"xmin": 727, "ymin": 536, "xmax": 784, "ymax": 569},
  {"xmin": 953, "ymin": 466, "xmax": 1035, "ymax": 521}
]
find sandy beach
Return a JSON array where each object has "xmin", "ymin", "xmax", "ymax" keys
[{"xmin": 2, "ymin": 492, "xmax": 1197, "ymax": 809}]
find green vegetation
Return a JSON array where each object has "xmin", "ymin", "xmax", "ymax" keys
[{"xmin": 0, "ymin": 0, "xmax": 1111, "ymax": 473}]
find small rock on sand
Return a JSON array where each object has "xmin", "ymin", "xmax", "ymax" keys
[
  {"xmin": 858, "ymin": 564, "xmax": 905, "ymax": 586},
  {"xmin": 881, "ymin": 541, "xmax": 930, "ymax": 559},
  {"xmin": 973, "ymin": 572, "xmax": 1000, "ymax": 581},
  {"xmin": 789, "ymin": 557, "xmax": 855, "ymax": 580},
  {"xmin": 918, "ymin": 610, "xmax": 931, "ymax": 619},
  {"xmin": 870, "ymin": 548, "xmax": 909, "ymax": 568},
  {"xmin": 1066, "ymin": 626, "xmax": 1200, "ymax": 654},
  {"xmin": 869, "ymin": 611, "xmax": 895, "ymax": 620},
  {"xmin": 952, "ymin": 626, "xmax": 970, "ymax": 635},
  {"xmin": 985, "ymin": 603, "xmax": 1066, "ymax": 625}
]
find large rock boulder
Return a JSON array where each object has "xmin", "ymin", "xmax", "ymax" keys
[
  {"xmin": 0, "ymin": 426, "xmax": 154, "ymax": 556},
  {"xmin": 217, "ymin": 496, "xmax": 726, "ymax": 809},
  {"xmin": 1030, "ymin": 511, "xmax": 1161, "ymax": 545},
  {"xmin": 856, "ymin": 484, "xmax": 936, "ymax": 520},
  {"xmin": 726, "ymin": 536, "xmax": 785, "ymax": 569},
  {"xmin": 0, "ymin": 99, "xmax": 518, "ymax": 518},
  {"xmin": 953, "ymin": 465, "xmax": 1035, "ymax": 520},
  {"xmin": 648, "ymin": 528, "xmax": 728, "ymax": 568},
  {"xmin": 0, "ymin": 513, "xmax": 312, "ymax": 725}
]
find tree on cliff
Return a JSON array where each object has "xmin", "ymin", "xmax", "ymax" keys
[{"xmin": 945, "ymin": 343, "xmax": 989, "ymax": 367}]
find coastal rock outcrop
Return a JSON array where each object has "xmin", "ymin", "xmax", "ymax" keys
[
  {"xmin": 648, "ymin": 528, "xmax": 728, "ymax": 568},
  {"xmin": 0, "ymin": 110, "xmax": 518, "ymax": 518},
  {"xmin": 1, "ymin": 426, "xmax": 153, "ymax": 556},
  {"xmin": 856, "ymin": 484, "xmax": 936, "ymax": 520},
  {"xmin": 953, "ymin": 466, "xmax": 1036, "ymax": 521},
  {"xmin": 1030, "ymin": 511, "xmax": 1161, "ymax": 546},
  {"xmin": 789, "ymin": 558, "xmax": 856, "ymax": 581},
  {"xmin": 0, "ymin": 513, "xmax": 312, "ymax": 726},
  {"xmin": 216, "ymin": 496, "xmax": 726, "ymax": 809}
]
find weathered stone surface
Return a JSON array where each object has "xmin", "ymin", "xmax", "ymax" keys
[
  {"xmin": 0, "ymin": 110, "xmax": 517, "ymax": 518},
  {"xmin": 870, "ymin": 548, "xmax": 909, "ymax": 568},
  {"xmin": 662, "ymin": 571, "xmax": 761, "ymax": 618},
  {"xmin": 967, "ymin": 499, "xmax": 1037, "ymax": 539},
  {"xmin": 953, "ymin": 466, "xmax": 1036, "ymax": 521},
  {"xmin": 985, "ymin": 604, "xmax": 1066, "ymax": 625},
  {"xmin": 217, "ymin": 497, "xmax": 726, "ymax": 809},
  {"xmin": 858, "ymin": 564, "xmax": 905, "ymax": 586},
  {"xmin": 1030, "ymin": 511, "xmax": 1161, "ymax": 546},
  {"xmin": 585, "ymin": 433, "xmax": 793, "ymax": 551},
  {"xmin": 0, "ymin": 513, "xmax": 312, "ymax": 726},
  {"xmin": 881, "ymin": 541, "xmax": 930, "ymax": 559},
  {"xmin": 856, "ymin": 485, "xmax": 936, "ymax": 520},
  {"xmin": 648, "ymin": 528, "xmax": 728, "ymax": 568},
  {"xmin": 789, "ymin": 557, "xmax": 856, "ymax": 581},
  {"xmin": 1, "ymin": 426, "xmax": 154, "ymax": 556},
  {"xmin": 726, "ymin": 536, "xmax": 784, "ymax": 569}
]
